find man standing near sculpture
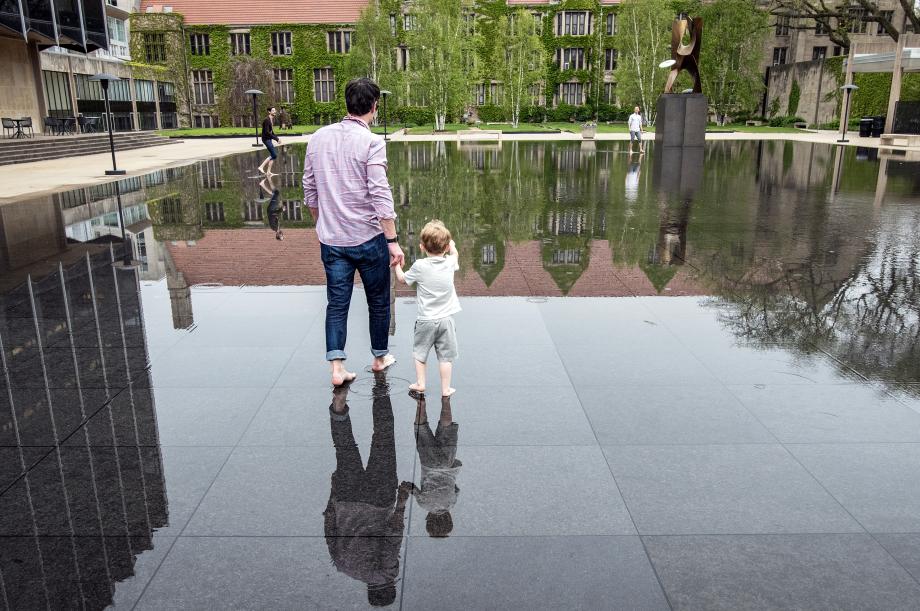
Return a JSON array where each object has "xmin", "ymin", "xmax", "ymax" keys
[
  {"xmin": 304, "ymin": 78, "xmax": 404, "ymax": 386},
  {"xmin": 628, "ymin": 106, "xmax": 645, "ymax": 155}
]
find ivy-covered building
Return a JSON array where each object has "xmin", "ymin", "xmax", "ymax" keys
[{"xmin": 134, "ymin": 0, "xmax": 623, "ymax": 127}]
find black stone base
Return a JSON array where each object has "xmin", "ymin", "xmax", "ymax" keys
[{"xmin": 655, "ymin": 93, "xmax": 708, "ymax": 147}]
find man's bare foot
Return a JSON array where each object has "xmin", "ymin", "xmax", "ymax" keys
[
  {"xmin": 409, "ymin": 382, "xmax": 425, "ymax": 393},
  {"xmin": 442, "ymin": 387, "xmax": 456, "ymax": 397},
  {"xmin": 371, "ymin": 354, "xmax": 396, "ymax": 372},
  {"xmin": 331, "ymin": 370, "xmax": 356, "ymax": 386}
]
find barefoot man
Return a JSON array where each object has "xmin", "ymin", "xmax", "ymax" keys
[{"xmin": 304, "ymin": 78, "xmax": 404, "ymax": 386}]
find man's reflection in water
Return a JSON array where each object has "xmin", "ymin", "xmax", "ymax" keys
[
  {"xmin": 260, "ymin": 176, "xmax": 284, "ymax": 240},
  {"xmin": 324, "ymin": 373, "xmax": 409, "ymax": 607},
  {"xmin": 404, "ymin": 394, "xmax": 462, "ymax": 538}
]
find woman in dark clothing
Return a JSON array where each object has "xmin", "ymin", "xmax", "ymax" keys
[{"xmin": 257, "ymin": 106, "xmax": 280, "ymax": 176}]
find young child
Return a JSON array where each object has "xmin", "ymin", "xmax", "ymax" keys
[{"xmin": 395, "ymin": 220, "xmax": 461, "ymax": 397}]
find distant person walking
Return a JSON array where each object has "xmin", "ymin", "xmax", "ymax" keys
[
  {"xmin": 258, "ymin": 106, "xmax": 280, "ymax": 176},
  {"xmin": 304, "ymin": 78, "xmax": 404, "ymax": 387},
  {"xmin": 628, "ymin": 106, "xmax": 645, "ymax": 155}
]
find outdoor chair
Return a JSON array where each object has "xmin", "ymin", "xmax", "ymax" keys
[
  {"xmin": 2, "ymin": 118, "xmax": 14, "ymax": 138},
  {"xmin": 44, "ymin": 117, "xmax": 62, "ymax": 135},
  {"xmin": 78, "ymin": 116, "xmax": 99, "ymax": 133},
  {"xmin": 19, "ymin": 117, "xmax": 33, "ymax": 138}
]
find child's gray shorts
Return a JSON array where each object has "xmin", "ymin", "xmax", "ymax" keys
[{"xmin": 413, "ymin": 317, "xmax": 458, "ymax": 363}]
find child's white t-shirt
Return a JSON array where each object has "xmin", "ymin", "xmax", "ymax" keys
[{"xmin": 403, "ymin": 255, "xmax": 462, "ymax": 321}]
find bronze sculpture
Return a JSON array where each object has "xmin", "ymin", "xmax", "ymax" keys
[{"xmin": 664, "ymin": 13, "xmax": 703, "ymax": 94}]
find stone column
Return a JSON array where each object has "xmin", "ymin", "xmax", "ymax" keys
[
  {"xmin": 884, "ymin": 34, "xmax": 910, "ymax": 134},
  {"xmin": 153, "ymin": 79, "xmax": 162, "ymax": 130}
]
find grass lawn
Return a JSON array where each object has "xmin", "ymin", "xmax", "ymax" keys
[
  {"xmin": 159, "ymin": 124, "xmax": 393, "ymax": 137},
  {"xmin": 405, "ymin": 123, "xmax": 561, "ymax": 135}
]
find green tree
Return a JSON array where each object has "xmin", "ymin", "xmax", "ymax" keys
[
  {"xmin": 769, "ymin": 1, "xmax": 920, "ymax": 50},
  {"xmin": 612, "ymin": 0, "xmax": 672, "ymax": 122},
  {"xmin": 347, "ymin": 1, "xmax": 397, "ymax": 85},
  {"xmin": 222, "ymin": 57, "xmax": 276, "ymax": 125},
  {"xmin": 699, "ymin": 0, "xmax": 768, "ymax": 124},
  {"xmin": 408, "ymin": 0, "xmax": 476, "ymax": 130},
  {"xmin": 493, "ymin": 9, "xmax": 546, "ymax": 127}
]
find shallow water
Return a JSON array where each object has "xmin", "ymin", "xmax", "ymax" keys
[{"xmin": 1, "ymin": 140, "xmax": 920, "ymax": 609}]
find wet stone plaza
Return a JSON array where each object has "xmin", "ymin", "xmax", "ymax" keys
[{"xmin": 1, "ymin": 140, "xmax": 920, "ymax": 609}]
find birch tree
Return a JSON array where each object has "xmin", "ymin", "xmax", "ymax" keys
[
  {"xmin": 612, "ymin": 0, "xmax": 672, "ymax": 123},
  {"xmin": 494, "ymin": 9, "xmax": 546, "ymax": 127},
  {"xmin": 700, "ymin": 0, "xmax": 769, "ymax": 124},
  {"xmin": 409, "ymin": 0, "xmax": 475, "ymax": 130},
  {"xmin": 347, "ymin": 1, "xmax": 397, "ymax": 85}
]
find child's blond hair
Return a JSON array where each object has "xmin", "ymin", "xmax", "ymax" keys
[{"xmin": 420, "ymin": 220, "xmax": 452, "ymax": 255}]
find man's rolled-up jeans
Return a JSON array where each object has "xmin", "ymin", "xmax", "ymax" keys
[{"xmin": 321, "ymin": 233, "xmax": 390, "ymax": 361}]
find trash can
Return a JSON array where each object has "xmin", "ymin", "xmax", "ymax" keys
[
  {"xmin": 871, "ymin": 116, "xmax": 885, "ymax": 137},
  {"xmin": 859, "ymin": 117, "xmax": 873, "ymax": 137}
]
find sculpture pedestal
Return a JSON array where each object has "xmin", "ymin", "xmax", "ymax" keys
[{"xmin": 655, "ymin": 93, "xmax": 708, "ymax": 147}]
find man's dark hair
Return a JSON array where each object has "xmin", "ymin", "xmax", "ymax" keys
[
  {"xmin": 345, "ymin": 78, "xmax": 381, "ymax": 116},
  {"xmin": 367, "ymin": 584, "xmax": 397, "ymax": 607},
  {"xmin": 268, "ymin": 106, "xmax": 276, "ymax": 113}
]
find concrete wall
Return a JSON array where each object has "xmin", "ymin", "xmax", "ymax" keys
[
  {"xmin": 0, "ymin": 38, "xmax": 43, "ymax": 122},
  {"xmin": 766, "ymin": 59, "xmax": 839, "ymax": 126}
]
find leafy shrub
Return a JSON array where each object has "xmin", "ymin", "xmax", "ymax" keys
[
  {"xmin": 547, "ymin": 104, "xmax": 578, "ymax": 122},
  {"xmin": 394, "ymin": 106, "xmax": 434, "ymax": 127},
  {"xmin": 787, "ymin": 80, "xmax": 801, "ymax": 116},
  {"xmin": 477, "ymin": 105, "xmax": 507, "ymax": 123},
  {"xmin": 768, "ymin": 115, "xmax": 805, "ymax": 127}
]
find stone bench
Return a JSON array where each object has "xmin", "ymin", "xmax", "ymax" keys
[
  {"xmin": 745, "ymin": 120, "xmax": 763, "ymax": 127},
  {"xmin": 879, "ymin": 133, "xmax": 920, "ymax": 149},
  {"xmin": 457, "ymin": 129, "xmax": 502, "ymax": 142},
  {"xmin": 793, "ymin": 122, "xmax": 807, "ymax": 129}
]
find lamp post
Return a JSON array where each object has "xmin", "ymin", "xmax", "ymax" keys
[
  {"xmin": 90, "ymin": 73, "xmax": 126, "ymax": 176},
  {"xmin": 245, "ymin": 89, "xmax": 264, "ymax": 148},
  {"xmin": 380, "ymin": 90, "xmax": 391, "ymax": 141},
  {"xmin": 838, "ymin": 84, "xmax": 859, "ymax": 143}
]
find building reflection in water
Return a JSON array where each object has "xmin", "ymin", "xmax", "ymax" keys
[{"xmin": 0, "ymin": 247, "xmax": 166, "ymax": 609}]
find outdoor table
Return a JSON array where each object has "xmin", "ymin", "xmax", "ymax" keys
[
  {"xmin": 10, "ymin": 118, "xmax": 27, "ymax": 139},
  {"xmin": 62, "ymin": 117, "xmax": 77, "ymax": 135}
]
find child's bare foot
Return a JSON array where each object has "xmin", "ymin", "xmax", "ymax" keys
[
  {"xmin": 409, "ymin": 382, "xmax": 425, "ymax": 393},
  {"xmin": 331, "ymin": 370, "xmax": 356, "ymax": 386},
  {"xmin": 442, "ymin": 387, "xmax": 456, "ymax": 397},
  {"xmin": 371, "ymin": 354, "xmax": 396, "ymax": 372}
]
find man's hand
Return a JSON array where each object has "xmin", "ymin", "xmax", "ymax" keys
[{"xmin": 388, "ymin": 242, "xmax": 404, "ymax": 268}]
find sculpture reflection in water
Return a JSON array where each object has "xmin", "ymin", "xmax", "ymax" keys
[
  {"xmin": 0, "ymin": 248, "xmax": 166, "ymax": 609},
  {"xmin": 404, "ymin": 393, "xmax": 462, "ymax": 538},
  {"xmin": 324, "ymin": 373, "xmax": 409, "ymax": 607}
]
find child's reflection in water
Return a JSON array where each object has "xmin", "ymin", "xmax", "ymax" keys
[{"xmin": 403, "ymin": 394, "xmax": 462, "ymax": 538}]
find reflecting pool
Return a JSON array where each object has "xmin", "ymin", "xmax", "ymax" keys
[{"xmin": 1, "ymin": 140, "xmax": 920, "ymax": 609}]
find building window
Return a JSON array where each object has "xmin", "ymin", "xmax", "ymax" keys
[
  {"xmin": 532, "ymin": 12, "xmax": 543, "ymax": 34},
  {"xmin": 833, "ymin": 46, "xmax": 843, "ymax": 56},
  {"xmin": 603, "ymin": 82, "xmax": 616, "ymax": 104},
  {"xmin": 192, "ymin": 70, "xmax": 215, "ymax": 105},
  {"xmin": 106, "ymin": 17, "xmax": 129, "ymax": 58},
  {"xmin": 529, "ymin": 82, "xmax": 544, "ymax": 106},
  {"xmin": 489, "ymin": 82, "xmax": 503, "ymax": 105},
  {"xmin": 271, "ymin": 31, "xmax": 292, "ymax": 56},
  {"xmin": 42, "ymin": 70, "xmax": 74, "ymax": 118},
  {"xmin": 604, "ymin": 48, "xmax": 618, "ymax": 71},
  {"xmin": 556, "ymin": 11, "xmax": 590, "ymax": 36},
  {"xmin": 815, "ymin": 19, "xmax": 829, "ymax": 35},
  {"xmin": 143, "ymin": 32, "xmax": 166, "ymax": 63},
  {"xmin": 775, "ymin": 15, "xmax": 790, "ymax": 36},
  {"xmin": 606, "ymin": 13, "xmax": 616, "ymax": 36},
  {"xmin": 397, "ymin": 46, "xmax": 410, "ymax": 71},
  {"xmin": 243, "ymin": 201, "xmax": 263, "ymax": 222},
  {"xmin": 328, "ymin": 30, "xmax": 352, "ymax": 53},
  {"xmin": 812, "ymin": 46, "xmax": 827, "ymax": 60},
  {"xmin": 474, "ymin": 83, "xmax": 486, "ymax": 105},
  {"xmin": 878, "ymin": 10, "xmax": 894, "ymax": 35},
  {"xmin": 849, "ymin": 9, "xmax": 868, "ymax": 34},
  {"xmin": 193, "ymin": 114, "xmax": 219, "ymax": 129},
  {"xmin": 390, "ymin": 13, "xmax": 397, "ymax": 35},
  {"xmin": 205, "ymin": 202, "xmax": 225, "ymax": 222},
  {"xmin": 199, "ymin": 159, "xmax": 222, "ymax": 188},
  {"xmin": 283, "ymin": 201, "xmax": 303, "ymax": 221},
  {"xmin": 559, "ymin": 82, "xmax": 583, "ymax": 105},
  {"xmin": 481, "ymin": 245, "xmax": 496, "ymax": 265},
  {"xmin": 314, "ymin": 68, "xmax": 335, "ymax": 102},
  {"xmin": 274, "ymin": 68, "xmax": 294, "ymax": 103},
  {"xmin": 772, "ymin": 47, "xmax": 788, "ymax": 66},
  {"xmin": 230, "ymin": 32, "xmax": 251, "ymax": 56},
  {"xmin": 463, "ymin": 11, "xmax": 476, "ymax": 34},
  {"xmin": 135, "ymin": 79, "xmax": 155, "ymax": 102},
  {"xmin": 190, "ymin": 33, "xmax": 210, "ymax": 56},
  {"xmin": 558, "ymin": 48, "xmax": 586, "ymax": 70},
  {"xmin": 403, "ymin": 14, "xmax": 417, "ymax": 31}
]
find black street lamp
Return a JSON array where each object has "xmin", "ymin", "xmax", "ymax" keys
[
  {"xmin": 380, "ymin": 90, "xmax": 391, "ymax": 141},
  {"xmin": 90, "ymin": 73, "xmax": 126, "ymax": 176},
  {"xmin": 838, "ymin": 83, "xmax": 859, "ymax": 143},
  {"xmin": 245, "ymin": 89, "xmax": 264, "ymax": 148}
]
